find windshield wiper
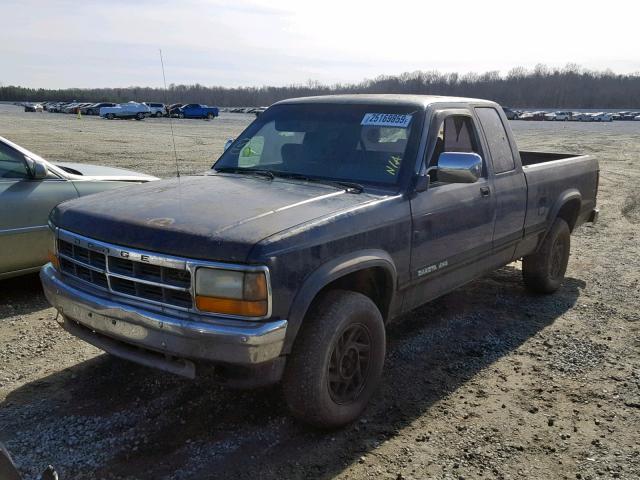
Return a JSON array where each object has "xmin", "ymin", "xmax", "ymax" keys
[
  {"xmin": 215, "ymin": 166, "xmax": 274, "ymax": 180},
  {"xmin": 272, "ymin": 172, "xmax": 364, "ymax": 193}
]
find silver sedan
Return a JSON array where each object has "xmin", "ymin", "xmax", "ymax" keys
[{"xmin": 0, "ymin": 136, "xmax": 158, "ymax": 280}]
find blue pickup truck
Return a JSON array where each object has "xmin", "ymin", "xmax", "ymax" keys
[
  {"xmin": 42, "ymin": 95, "xmax": 598, "ymax": 428},
  {"xmin": 177, "ymin": 103, "xmax": 219, "ymax": 119}
]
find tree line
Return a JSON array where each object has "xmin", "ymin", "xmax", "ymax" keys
[{"xmin": 2, "ymin": 64, "xmax": 640, "ymax": 108}]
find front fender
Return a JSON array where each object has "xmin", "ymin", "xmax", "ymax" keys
[{"xmin": 282, "ymin": 249, "xmax": 397, "ymax": 353}]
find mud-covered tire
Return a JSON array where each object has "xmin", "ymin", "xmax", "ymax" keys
[
  {"xmin": 523, "ymin": 218, "xmax": 571, "ymax": 293},
  {"xmin": 283, "ymin": 290, "xmax": 385, "ymax": 429}
]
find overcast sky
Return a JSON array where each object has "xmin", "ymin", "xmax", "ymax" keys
[{"xmin": 2, "ymin": 0, "xmax": 639, "ymax": 89}]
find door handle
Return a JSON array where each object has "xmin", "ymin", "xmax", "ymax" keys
[{"xmin": 480, "ymin": 186, "xmax": 491, "ymax": 197}]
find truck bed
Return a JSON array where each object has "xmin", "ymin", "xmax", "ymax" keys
[
  {"xmin": 520, "ymin": 151, "xmax": 580, "ymax": 166},
  {"xmin": 520, "ymin": 152, "xmax": 598, "ymax": 242}
]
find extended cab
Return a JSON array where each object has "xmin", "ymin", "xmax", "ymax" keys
[{"xmin": 41, "ymin": 95, "xmax": 599, "ymax": 428}]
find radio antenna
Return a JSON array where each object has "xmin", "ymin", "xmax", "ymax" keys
[{"xmin": 159, "ymin": 48, "xmax": 180, "ymax": 178}]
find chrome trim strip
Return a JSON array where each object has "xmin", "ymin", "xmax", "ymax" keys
[
  {"xmin": 107, "ymin": 271, "xmax": 190, "ymax": 292},
  {"xmin": 0, "ymin": 224, "xmax": 48, "ymax": 236}
]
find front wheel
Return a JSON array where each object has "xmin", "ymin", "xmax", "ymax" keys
[
  {"xmin": 523, "ymin": 218, "xmax": 570, "ymax": 293},
  {"xmin": 178, "ymin": 113, "xmax": 185, "ymax": 119},
  {"xmin": 283, "ymin": 290, "xmax": 386, "ymax": 429},
  {"xmin": 135, "ymin": 112, "xmax": 144, "ymax": 120},
  {"xmin": 106, "ymin": 113, "xmax": 115, "ymax": 120},
  {"xmin": 155, "ymin": 111, "xmax": 163, "ymax": 117}
]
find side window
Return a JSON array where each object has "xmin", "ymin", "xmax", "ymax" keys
[
  {"xmin": 0, "ymin": 143, "xmax": 29, "ymax": 179},
  {"xmin": 427, "ymin": 115, "xmax": 484, "ymax": 182},
  {"xmin": 476, "ymin": 107, "xmax": 515, "ymax": 174}
]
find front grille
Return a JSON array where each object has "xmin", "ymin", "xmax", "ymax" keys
[{"xmin": 57, "ymin": 234, "xmax": 193, "ymax": 309}]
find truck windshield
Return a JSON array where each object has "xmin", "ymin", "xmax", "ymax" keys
[{"xmin": 213, "ymin": 103, "xmax": 422, "ymax": 187}]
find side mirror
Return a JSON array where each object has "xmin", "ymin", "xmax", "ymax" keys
[
  {"xmin": 437, "ymin": 152, "xmax": 483, "ymax": 184},
  {"xmin": 26, "ymin": 157, "xmax": 49, "ymax": 180},
  {"xmin": 223, "ymin": 138, "xmax": 234, "ymax": 151}
]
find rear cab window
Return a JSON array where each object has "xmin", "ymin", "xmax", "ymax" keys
[{"xmin": 475, "ymin": 107, "xmax": 516, "ymax": 174}]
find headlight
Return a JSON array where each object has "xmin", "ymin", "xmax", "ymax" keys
[{"xmin": 195, "ymin": 268, "xmax": 269, "ymax": 317}]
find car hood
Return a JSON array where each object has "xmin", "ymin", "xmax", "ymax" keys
[
  {"xmin": 51, "ymin": 174, "xmax": 384, "ymax": 262},
  {"xmin": 54, "ymin": 162, "xmax": 159, "ymax": 182}
]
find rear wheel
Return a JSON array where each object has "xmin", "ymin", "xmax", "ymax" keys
[
  {"xmin": 523, "ymin": 218, "xmax": 570, "ymax": 293},
  {"xmin": 155, "ymin": 111, "xmax": 163, "ymax": 117},
  {"xmin": 283, "ymin": 290, "xmax": 386, "ymax": 428},
  {"xmin": 207, "ymin": 112, "xmax": 214, "ymax": 120},
  {"xmin": 106, "ymin": 113, "xmax": 115, "ymax": 120},
  {"xmin": 178, "ymin": 113, "xmax": 185, "ymax": 119}
]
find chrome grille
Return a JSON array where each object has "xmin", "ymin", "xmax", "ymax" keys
[{"xmin": 57, "ymin": 231, "xmax": 193, "ymax": 309}]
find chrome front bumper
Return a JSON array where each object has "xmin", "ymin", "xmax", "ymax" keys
[{"xmin": 40, "ymin": 264, "xmax": 287, "ymax": 377}]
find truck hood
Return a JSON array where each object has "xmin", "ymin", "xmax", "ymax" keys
[
  {"xmin": 54, "ymin": 162, "xmax": 159, "ymax": 182},
  {"xmin": 51, "ymin": 174, "xmax": 383, "ymax": 262}
]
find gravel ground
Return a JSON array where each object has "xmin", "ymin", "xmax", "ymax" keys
[{"xmin": 0, "ymin": 104, "xmax": 639, "ymax": 480}]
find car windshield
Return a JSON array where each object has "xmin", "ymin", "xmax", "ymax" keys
[{"xmin": 213, "ymin": 103, "xmax": 423, "ymax": 187}]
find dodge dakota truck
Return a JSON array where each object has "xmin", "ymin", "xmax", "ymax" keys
[{"xmin": 41, "ymin": 95, "xmax": 599, "ymax": 428}]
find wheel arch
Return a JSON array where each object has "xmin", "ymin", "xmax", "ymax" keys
[
  {"xmin": 550, "ymin": 190, "xmax": 582, "ymax": 232},
  {"xmin": 283, "ymin": 250, "xmax": 397, "ymax": 354},
  {"xmin": 534, "ymin": 190, "xmax": 582, "ymax": 254}
]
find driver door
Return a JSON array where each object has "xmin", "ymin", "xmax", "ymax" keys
[
  {"xmin": 0, "ymin": 142, "xmax": 78, "ymax": 277},
  {"xmin": 405, "ymin": 109, "xmax": 496, "ymax": 309}
]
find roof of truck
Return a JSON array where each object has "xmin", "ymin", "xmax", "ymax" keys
[{"xmin": 274, "ymin": 94, "xmax": 497, "ymax": 108}]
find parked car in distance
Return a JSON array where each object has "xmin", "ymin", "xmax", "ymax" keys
[
  {"xmin": 177, "ymin": 104, "xmax": 219, "ymax": 119},
  {"xmin": 592, "ymin": 112, "xmax": 613, "ymax": 122},
  {"xmin": 42, "ymin": 94, "xmax": 599, "ymax": 428},
  {"xmin": 166, "ymin": 103, "xmax": 184, "ymax": 117},
  {"xmin": 24, "ymin": 103, "xmax": 43, "ymax": 112},
  {"xmin": 545, "ymin": 111, "xmax": 571, "ymax": 121},
  {"xmin": 143, "ymin": 102, "xmax": 166, "ymax": 117},
  {"xmin": 100, "ymin": 102, "xmax": 151, "ymax": 120},
  {"xmin": 634, "ymin": 115, "xmax": 640, "ymax": 121},
  {"xmin": 519, "ymin": 111, "xmax": 545, "ymax": 121},
  {"xmin": 46, "ymin": 102, "xmax": 66, "ymax": 113},
  {"xmin": 82, "ymin": 103, "xmax": 116, "ymax": 115},
  {"xmin": 62, "ymin": 103, "xmax": 83, "ymax": 114},
  {"xmin": 0, "ymin": 136, "xmax": 158, "ymax": 280},
  {"xmin": 501, "ymin": 107, "xmax": 519, "ymax": 120},
  {"xmin": 570, "ymin": 112, "xmax": 588, "ymax": 121}
]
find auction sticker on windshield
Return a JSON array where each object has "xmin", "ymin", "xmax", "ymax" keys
[{"xmin": 361, "ymin": 113, "xmax": 412, "ymax": 128}]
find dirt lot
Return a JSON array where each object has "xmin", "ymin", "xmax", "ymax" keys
[{"xmin": 1, "ymin": 104, "xmax": 639, "ymax": 480}]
